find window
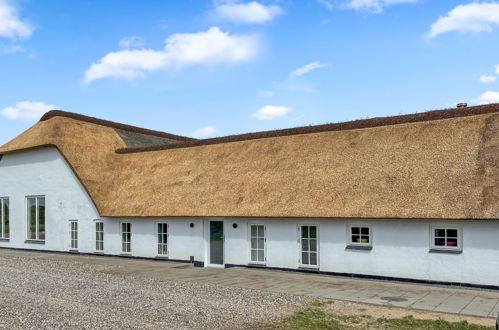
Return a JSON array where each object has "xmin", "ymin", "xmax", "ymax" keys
[
  {"xmin": 27, "ymin": 196, "xmax": 45, "ymax": 241},
  {"xmin": 95, "ymin": 222, "xmax": 104, "ymax": 252},
  {"xmin": 70, "ymin": 220, "xmax": 78, "ymax": 250},
  {"xmin": 250, "ymin": 224, "xmax": 265, "ymax": 264},
  {"xmin": 121, "ymin": 222, "xmax": 131, "ymax": 253},
  {"xmin": 431, "ymin": 227, "xmax": 461, "ymax": 251},
  {"xmin": 0, "ymin": 198, "xmax": 9, "ymax": 239},
  {"xmin": 157, "ymin": 223, "xmax": 168, "ymax": 256},
  {"xmin": 300, "ymin": 225, "xmax": 318, "ymax": 267},
  {"xmin": 348, "ymin": 225, "xmax": 371, "ymax": 246}
]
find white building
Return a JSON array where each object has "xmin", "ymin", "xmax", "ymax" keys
[{"xmin": 0, "ymin": 104, "xmax": 498, "ymax": 288}]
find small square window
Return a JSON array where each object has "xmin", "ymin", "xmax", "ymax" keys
[
  {"xmin": 431, "ymin": 227, "xmax": 461, "ymax": 251},
  {"xmin": 348, "ymin": 225, "xmax": 372, "ymax": 247}
]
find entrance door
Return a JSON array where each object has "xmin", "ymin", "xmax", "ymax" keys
[
  {"xmin": 210, "ymin": 221, "xmax": 224, "ymax": 265},
  {"xmin": 300, "ymin": 225, "xmax": 318, "ymax": 268}
]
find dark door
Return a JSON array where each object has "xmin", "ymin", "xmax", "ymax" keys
[{"xmin": 210, "ymin": 221, "xmax": 224, "ymax": 265}]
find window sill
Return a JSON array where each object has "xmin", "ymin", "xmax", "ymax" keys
[
  {"xmin": 0, "ymin": 238, "xmax": 10, "ymax": 242},
  {"xmin": 429, "ymin": 248, "xmax": 462, "ymax": 254},
  {"xmin": 24, "ymin": 240, "xmax": 45, "ymax": 245},
  {"xmin": 346, "ymin": 245, "xmax": 372, "ymax": 251},
  {"xmin": 94, "ymin": 251, "xmax": 104, "ymax": 255}
]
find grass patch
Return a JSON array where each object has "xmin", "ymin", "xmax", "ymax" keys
[{"xmin": 269, "ymin": 307, "xmax": 494, "ymax": 330}]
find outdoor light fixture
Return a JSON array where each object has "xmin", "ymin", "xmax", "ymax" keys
[
  {"xmin": 233, "ymin": 223, "xmax": 238, "ymax": 229},
  {"xmin": 190, "ymin": 223, "xmax": 194, "ymax": 228}
]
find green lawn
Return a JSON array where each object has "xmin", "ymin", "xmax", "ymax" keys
[{"xmin": 268, "ymin": 305, "xmax": 494, "ymax": 330}]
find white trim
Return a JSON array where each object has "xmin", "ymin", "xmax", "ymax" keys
[
  {"xmin": 25, "ymin": 195, "xmax": 46, "ymax": 242},
  {"xmin": 346, "ymin": 223, "xmax": 372, "ymax": 247},
  {"xmin": 430, "ymin": 225, "xmax": 462, "ymax": 252},
  {"xmin": 298, "ymin": 223, "xmax": 320, "ymax": 269},
  {"xmin": 69, "ymin": 219, "xmax": 78, "ymax": 251},
  {"xmin": 248, "ymin": 223, "xmax": 266, "ymax": 265},
  {"xmin": 94, "ymin": 220, "xmax": 104, "ymax": 253},
  {"xmin": 120, "ymin": 221, "xmax": 132, "ymax": 254},
  {"xmin": 155, "ymin": 221, "xmax": 169, "ymax": 257}
]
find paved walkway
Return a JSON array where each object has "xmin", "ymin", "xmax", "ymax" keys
[{"xmin": 5, "ymin": 249, "xmax": 499, "ymax": 319}]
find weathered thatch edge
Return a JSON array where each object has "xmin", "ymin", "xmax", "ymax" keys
[
  {"xmin": 40, "ymin": 110, "xmax": 196, "ymax": 142},
  {"xmin": 116, "ymin": 103, "xmax": 499, "ymax": 153},
  {"xmin": 0, "ymin": 144, "xmax": 103, "ymax": 215}
]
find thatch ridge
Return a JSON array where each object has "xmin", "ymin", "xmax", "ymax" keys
[
  {"xmin": 117, "ymin": 103, "xmax": 499, "ymax": 153},
  {"xmin": 40, "ymin": 110, "xmax": 196, "ymax": 142}
]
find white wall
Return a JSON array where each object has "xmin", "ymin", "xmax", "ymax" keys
[
  {"xmin": 219, "ymin": 218, "xmax": 499, "ymax": 287},
  {"xmin": 1, "ymin": 148, "xmax": 498, "ymax": 287}
]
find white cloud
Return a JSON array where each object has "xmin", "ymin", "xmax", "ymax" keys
[
  {"xmin": 119, "ymin": 36, "xmax": 145, "ymax": 49},
  {"xmin": 473, "ymin": 91, "xmax": 499, "ymax": 105},
  {"xmin": 341, "ymin": 0, "xmax": 417, "ymax": 13},
  {"xmin": 258, "ymin": 90, "xmax": 274, "ymax": 97},
  {"xmin": 1, "ymin": 101, "xmax": 55, "ymax": 120},
  {"xmin": 0, "ymin": 0, "xmax": 34, "ymax": 40},
  {"xmin": 213, "ymin": 1, "xmax": 282, "ymax": 24},
  {"xmin": 191, "ymin": 125, "xmax": 218, "ymax": 138},
  {"xmin": 428, "ymin": 2, "xmax": 499, "ymax": 39},
  {"xmin": 252, "ymin": 105, "xmax": 291, "ymax": 120},
  {"xmin": 496, "ymin": 64, "xmax": 499, "ymax": 74},
  {"xmin": 0, "ymin": 44, "xmax": 24, "ymax": 55},
  {"xmin": 289, "ymin": 62, "xmax": 327, "ymax": 79},
  {"xmin": 317, "ymin": 0, "xmax": 334, "ymax": 10},
  {"xmin": 84, "ymin": 27, "xmax": 258, "ymax": 83},
  {"xmin": 480, "ymin": 75, "xmax": 497, "ymax": 83}
]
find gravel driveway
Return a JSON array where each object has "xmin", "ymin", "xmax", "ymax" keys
[{"xmin": 0, "ymin": 250, "xmax": 311, "ymax": 329}]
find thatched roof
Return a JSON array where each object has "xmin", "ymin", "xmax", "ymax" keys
[{"xmin": 1, "ymin": 105, "xmax": 498, "ymax": 219}]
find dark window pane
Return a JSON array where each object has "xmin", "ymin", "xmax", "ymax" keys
[
  {"xmin": 251, "ymin": 238, "xmax": 257, "ymax": 249},
  {"xmin": 302, "ymin": 252, "xmax": 309, "ymax": 265},
  {"xmin": 361, "ymin": 227, "xmax": 369, "ymax": 235},
  {"xmin": 302, "ymin": 238, "xmax": 309, "ymax": 251},
  {"xmin": 4, "ymin": 199, "xmax": 9, "ymax": 237},
  {"xmin": 251, "ymin": 225, "xmax": 257, "ymax": 237},
  {"xmin": 27, "ymin": 198, "xmax": 37, "ymax": 240},
  {"xmin": 352, "ymin": 227, "xmax": 360, "ymax": 235},
  {"xmin": 258, "ymin": 238, "xmax": 264, "ymax": 250},
  {"xmin": 309, "ymin": 226, "xmax": 317, "ymax": 239},
  {"xmin": 352, "ymin": 235, "xmax": 360, "ymax": 243},
  {"xmin": 434, "ymin": 229, "xmax": 445, "ymax": 237},
  {"xmin": 310, "ymin": 239, "xmax": 317, "ymax": 252},
  {"xmin": 446, "ymin": 238, "xmax": 458, "ymax": 247},
  {"xmin": 251, "ymin": 249, "xmax": 257, "ymax": 261},
  {"xmin": 38, "ymin": 198, "xmax": 45, "ymax": 240},
  {"xmin": 302, "ymin": 226, "xmax": 308, "ymax": 238},
  {"xmin": 258, "ymin": 250, "xmax": 264, "ymax": 262},
  {"xmin": 447, "ymin": 229, "xmax": 458, "ymax": 238},
  {"xmin": 435, "ymin": 238, "xmax": 445, "ymax": 246},
  {"xmin": 310, "ymin": 253, "xmax": 317, "ymax": 265},
  {"xmin": 258, "ymin": 225, "xmax": 264, "ymax": 237},
  {"xmin": 360, "ymin": 236, "xmax": 369, "ymax": 244}
]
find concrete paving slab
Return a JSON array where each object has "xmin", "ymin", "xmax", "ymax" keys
[
  {"xmin": 433, "ymin": 293, "xmax": 476, "ymax": 314},
  {"xmin": 461, "ymin": 297, "xmax": 499, "ymax": 317}
]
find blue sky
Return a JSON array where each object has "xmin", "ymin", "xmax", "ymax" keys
[{"xmin": 1, "ymin": 0, "xmax": 499, "ymax": 144}]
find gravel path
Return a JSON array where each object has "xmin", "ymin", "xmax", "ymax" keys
[{"xmin": 0, "ymin": 252, "xmax": 312, "ymax": 329}]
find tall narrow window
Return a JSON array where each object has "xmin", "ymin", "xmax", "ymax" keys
[
  {"xmin": 250, "ymin": 224, "xmax": 265, "ymax": 264},
  {"xmin": 70, "ymin": 220, "xmax": 78, "ymax": 250},
  {"xmin": 300, "ymin": 225, "xmax": 318, "ymax": 267},
  {"xmin": 0, "ymin": 198, "xmax": 9, "ymax": 239},
  {"xmin": 95, "ymin": 222, "xmax": 104, "ymax": 252},
  {"xmin": 27, "ymin": 196, "xmax": 45, "ymax": 241},
  {"xmin": 157, "ymin": 223, "xmax": 168, "ymax": 256},
  {"xmin": 121, "ymin": 222, "xmax": 131, "ymax": 253}
]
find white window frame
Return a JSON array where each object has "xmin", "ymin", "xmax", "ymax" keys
[
  {"xmin": 430, "ymin": 226, "xmax": 462, "ymax": 252},
  {"xmin": 121, "ymin": 222, "xmax": 132, "ymax": 254},
  {"xmin": 95, "ymin": 220, "xmax": 104, "ymax": 252},
  {"xmin": 156, "ymin": 222, "xmax": 169, "ymax": 257},
  {"xmin": 69, "ymin": 220, "xmax": 78, "ymax": 251},
  {"xmin": 26, "ymin": 196, "xmax": 46, "ymax": 242},
  {"xmin": 347, "ymin": 224, "xmax": 372, "ymax": 247},
  {"xmin": 298, "ymin": 224, "xmax": 319, "ymax": 269},
  {"xmin": 0, "ymin": 197, "xmax": 9, "ymax": 240},
  {"xmin": 248, "ymin": 223, "xmax": 266, "ymax": 265}
]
